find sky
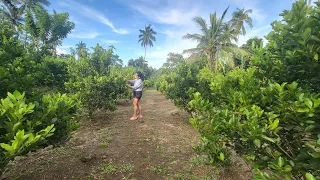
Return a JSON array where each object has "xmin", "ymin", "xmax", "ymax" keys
[{"xmin": 49, "ymin": 0, "xmax": 308, "ymax": 68}]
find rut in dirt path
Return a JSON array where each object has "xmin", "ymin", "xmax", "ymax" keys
[{"xmin": 2, "ymin": 90, "xmax": 252, "ymax": 180}]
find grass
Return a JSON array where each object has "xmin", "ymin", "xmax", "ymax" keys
[
  {"xmin": 100, "ymin": 136, "xmax": 112, "ymax": 148},
  {"xmin": 98, "ymin": 162, "xmax": 117, "ymax": 174},
  {"xmin": 98, "ymin": 162, "xmax": 134, "ymax": 175},
  {"xmin": 155, "ymin": 144, "xmax": 164, "ymax": 153},
  {"xmin": 150, "ymin": 165, "xmax": 171, "ymax": 174},
  {"xmin": 188, "ymin": 155, "xmax": 207, "ymax": 165},
  {"xmin": 119, "ymin": 163, "xmax": 134, "ymax": 172},
  {"xmin": 100, "ymin": 142, "xmax": 109, "ymax": 148},
  {"xmin": 139, "ymin": 136, "xmax": 150, "ymax": 142}
]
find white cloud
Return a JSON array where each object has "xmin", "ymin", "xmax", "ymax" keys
[
  {"xmin": 132, "ymin": 5, "xmax": 198, "ymax": 26},
  {"xmin": 59, "ymin": 0, "xmax": 129, "ymax": 34},
  {"xmin": 56, "ymin": 47, "xmax": 68, "ymax": 55},
  {"xmin": 102, "ymin": 40, "xmax": 120, "ymax": 44},
  {"xmin": 69, "ymin": 31, "xmax": 100, "ymax": 39}
]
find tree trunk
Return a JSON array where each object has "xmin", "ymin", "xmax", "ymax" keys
[
  {"xmin": 208, "ymin": 52, "xmax": 212, "ymax": 71},
  {"xmin": 308, "ymin": 0, "xmax": 312, "ymax": 7},
  {"xmin": 144, "ymin": 46, "xmax": 147, "ymax": 61},
  {"xmin": 214, "ymin": 52, "xmax": 218, "ymax": 72}
]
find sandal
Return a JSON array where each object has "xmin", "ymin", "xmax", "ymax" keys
[
  {"xmin": 130, "ymin": 116, "xmax": 138, "ymax": 120},
  {"xmin": 138, "ymin": 115, "xmax": 143, "ymax": 119}
]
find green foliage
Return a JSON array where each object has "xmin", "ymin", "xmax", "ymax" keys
[
  {"xmin": 252, "ymin": 0, "xmax": 320, "ymax": 93},
  {"xmin": 156, "ymin": 62, "xmax": 204, "ymax": 109},
  {"xmin": 187, "ymin": 69, "xmax": 320, "ymax": 179},
  {"xmin": 162, "ymin": 52, "xmax": 184, "ymax": 69},
  {"xmin": 0, "ymin": 24, "xmax": 36, "ymax": 98},
  {"xmin": 65, "ymin": 44, "xmax": 132, "ymax": 116},
  {"xmin": 0, "ymin": 91, "xmax": 56, "ymax": 167},
  {"xmin": 34, "ymin": 92, "xmax": 77, "ymax": 144},
  {"xmin": 35, "ymin": 56, "xmax": 69, "ymax": 90},
  {"xmin": 241, "ymin": 36, "xmax": 263, "ymax": 53},
  {"xmin": 158, "ymin": 2, "xmax": 320, "ymax": 178},
  {"xmin": 24, "ymin": 4, "xmax": 74, "ymax": 54}
]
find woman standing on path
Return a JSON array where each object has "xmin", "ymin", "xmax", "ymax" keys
[{"xmin": 125, "ymin": 72, "xmax": 143, "ymax": 120}]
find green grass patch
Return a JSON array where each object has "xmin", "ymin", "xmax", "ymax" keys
[
  {"xmin": 155, "ymin": 144, "xmax": 164, "ymax": 153},
  {"xmin": 188, "ymin": 155, "xmax": 207, "ymax": 165},
  {"xmin": 98, "ymin": 162, "xmax": 117, "ymax": 174},
  {"xmin": 100, "ymin": 142, "xmax": 109, "ymax": 148},
  {"xmin": 150, "ymin": 165, "xmax": 171, "ymax": 174}
]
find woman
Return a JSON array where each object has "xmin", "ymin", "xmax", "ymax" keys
[{"xmin": 125, "ymin": 72, "xmax": 143, "ymax": 120}]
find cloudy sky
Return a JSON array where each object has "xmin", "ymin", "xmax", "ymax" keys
[{"xmin": 50, "ymin": 0, "xmax": 305, "ymax": 68}]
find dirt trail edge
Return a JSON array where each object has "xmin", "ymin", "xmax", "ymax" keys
[{"xmin": 1, "ymin": 90, "xmax": 252, "ymax": 180}]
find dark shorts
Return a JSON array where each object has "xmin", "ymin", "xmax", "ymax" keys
[{"xmin": 133, "ymin": 91, "xmax": 142, "ymax": 100}]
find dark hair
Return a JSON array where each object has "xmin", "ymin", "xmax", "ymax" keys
[{"xmin": 136, "ymin": 71, "xmax": 143, "ymax": 79}]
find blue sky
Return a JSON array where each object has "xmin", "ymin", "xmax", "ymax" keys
[{"xmin": 50, "ymin": 0, "xmax": 309, "ymax": 68}]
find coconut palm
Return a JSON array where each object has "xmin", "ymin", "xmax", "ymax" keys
[
  {"xmin": 183, "ymin": 7, "xmax": 245, "ymax": 72},
  {"xmin": 0, "ymin": 1, "xmax": 24, "ymax": 26},
  {"xmin": 230, "ymin": 8, "xmax": 253, "ymax": 41},
  {"xmin": 138, "ymin": 24, "xmax": 157, "ymax": 61},
  {"xmin": 0, "ymin": 0, "xmax": 50, "ymax": 26},
  {"xmin": 76, "ymin": 41, "xmax": 88, "ymax": 58}
]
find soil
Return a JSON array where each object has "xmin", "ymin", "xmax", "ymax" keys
[{"xmin": 1, "ymin": 90, "xmax": 252, "ymax": 180}]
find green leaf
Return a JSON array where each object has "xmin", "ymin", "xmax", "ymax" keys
[
  {"xmin": 12, "ymin": 122, "xmax": 22, "ymax": 132},
  {"xmin": 314, "ymin": 98, "xmax": 320, "ymax": 108},
  {"xmin": 278, "ymin": 157, "xmax": 284, "ymax": 167},
  {"xmin": 0, "ymin": 143, "xmax": 14, "ymax": 153},
  {"xmin": 13, "ymin": 90, "xmax": 22, "ymax": 99},
  {"xmin": 314, "ymin": 53, "xmax": 319, "ymax": 61},
  {"xmin": 261, "ymin": 135, "xmax": 276, "ymax": 143},
  {"xmin": 270, "ymin": 119, "xmax": 279, "ymax": 130},
  {"xmin": 219, "ymin": 152, "xmax": 225, "ymax": 161},
  {"xmin": 283, "ymin": 165, "xmax": 292, "ymax": 172},
  {"xmin": 305, "ymin": 172, "xmax": 316, "ymax": 180},
  {"xmin": 254, "ymin": 139, "xmax": 261, "ymax": 148},
  {"xmin": 302, "ymin": 27, "xmax": 311, "ymax": 41},
  {"xmin": 304, "ymin": 98, "xmax": 313, "ymax": 109}
]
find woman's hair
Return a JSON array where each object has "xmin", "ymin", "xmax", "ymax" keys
[{"xmin": 136, "ymin": 71, "xmax": 143, "ymax": 79}]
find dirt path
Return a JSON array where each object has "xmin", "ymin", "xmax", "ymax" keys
[{"xmin": 1, "ymin": 90, "xmax": 252, "ymax": 180}]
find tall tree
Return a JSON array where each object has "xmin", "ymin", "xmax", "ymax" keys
[
  {"xmin": 75, "ymin": 41, "xmax": 88, "ymax": 58},
  {"xmin": 183, "ymin": 8, "xmax": 245, "ymax": 72},
  {"xmin": 0, "ymin": 0, "xmax": 24, "ymax": 27},
  {"xmin": 231, "ymin": 8, "xmax": 253, "ymax": 38},
  {"xmin": 0, "ymin": 0, "xmax": 50, "ymax": 27},
  {"xmin": 241, "ymin": 36, "xmax": 263, "ymax": 53},
  {"xmin": 24, "ymin": 5, "xmax": 74, "ymax": 53},
  {"xmin": 162, "ymin": 53, "xmax": 184, "ymax": 69},
  {"xmin": 138, "ymin": 24, "xmax": 157, "ymax": 61}
]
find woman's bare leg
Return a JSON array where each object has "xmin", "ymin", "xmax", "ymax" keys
[
  {"xmin": 138, "ymin": 100, "xmax": 142, "ymax": 118},
  {"xmin": 132, "ymin": 98, "xmax": 138, "ymax": 118}
]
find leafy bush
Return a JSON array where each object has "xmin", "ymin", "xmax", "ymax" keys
[
  {"xmin": 188, "ymin": 68, "xmax": 320, "ymax": 179},
  {"xmin": 252, "ymin": 0, "xmax": 320, "ymax": 93},
  {"xmin": 156, "ymin": 62, "xmax": 205, "ymax": 109},
  {"xmin": 0, "ymin": 91, "xmax": 56, "ymax": 167},
  {"xmin": 34, "ymin": 92, "xmax": 77, "ymax": 144},
  {"xmin": 35, "ymin": 56, "xmax": 69, "ymax": 91},
  {"xmin": 0, "ymin": 25, "xmax": 36, "ymax": 98},
  {"xmin": 65, "ymin": 46, "xmax": 132, "ymax": 117}
]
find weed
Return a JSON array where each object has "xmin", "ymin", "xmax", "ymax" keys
[
  {"xmin": 155, "ymin": 144, "xmax": 164, "ymax": 153},
  {"xmin": 150, "ymin": 165, "xmax": 171, "ymax": 174},
  {"xmin": 100, "ymin": 142, "xmax": 109, "ymax": 148},
  {"xmin": 119, "ymin": 163, "xmax": 134, "ymax": 172},
  {"xmin": 98, "ymin": 162, "xmax": 117, "ymax": 174},
  {"xmin": 188, "ymin": 155, "xmax": 207, "ymax": 165}
]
